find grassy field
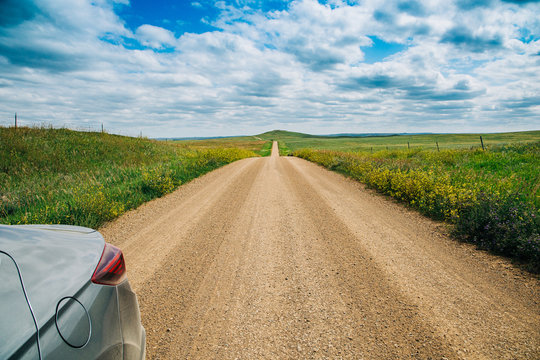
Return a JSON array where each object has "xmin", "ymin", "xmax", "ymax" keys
[
  {"xmin": 266, "ymin": 130, "xmax": 540, "ymax": 272},
  {"xmin": 0, "ymin": 127, "xmax": 260, "ymax": 229},
  {"xmin": 259, "ymin": 129, "xmax": 540, "ymax": 152}
]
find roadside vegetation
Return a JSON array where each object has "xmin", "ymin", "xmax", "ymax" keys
[
  {"xmin": 277, "ymin": 141, "xmax": 291, "ymax": 156},
  {"xmin": 0, "ymin": 127, "xmax": 260, "ymax": 229},
  {"xmin": 263, "ymin": 130, "xmax": 539, "ymax": 272},
  {"xmin": 257, "ymin": 141, "xmax": 273, "ymax": 157}
]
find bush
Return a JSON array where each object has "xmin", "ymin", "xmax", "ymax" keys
[
  {"xmin": 141, "ymin": 165, "xmax": 176, "ymax": 196},
  {"xmin": 453, "ymin": 192, "xmax": 540, "ymax": 271},
  {"xmin": 69, "ymin": 186, "xmax": 125, "ymax": 228}
]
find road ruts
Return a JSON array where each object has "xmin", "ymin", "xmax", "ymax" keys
[{"xmin": 101, "ymin": 141, "xmax": 540, "ymax": 359}]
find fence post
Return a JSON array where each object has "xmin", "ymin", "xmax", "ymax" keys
[
  {"xmin": 407, "ymin": 141, "xmax": 410, "ymax": 150},
  {"xmin": 14, "ymin": 113, "xmax": 17, "ymax": 129},
  {"xmin": 480, "ymin": 136, "xmax": 485, "ymax": 151},
  {"xmin": 370, "ymin": 147, "xmax": 373, "ymax": 154},
  {"xmin": 436, "ymin": 141, "xmax": 439, "ymax": 152}
]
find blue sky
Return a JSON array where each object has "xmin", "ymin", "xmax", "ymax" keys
[
  {"xmin": 117, "ymin": 0, "xmax": 220, "ymax": 36},
  {"xmin": 0, "ymin": 0, "xmax": 539, "ymax": 137}
]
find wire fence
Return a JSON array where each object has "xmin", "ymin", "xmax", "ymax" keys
[{"xmin": 0, "ymin": 116, "xmax": 140, "ymax": 137}]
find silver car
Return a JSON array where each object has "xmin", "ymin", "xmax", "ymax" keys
[{"xmin": 0, "ymin": 224, "xmax": 146, "ymax": 359}]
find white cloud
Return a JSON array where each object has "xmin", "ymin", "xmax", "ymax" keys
[
  {"xmin": 135, "ymin": 24, "xmax": 176, "ymax": 49},
  {"xmin": 0, "ymin": 0, "xmax": 538, "ymax": 137}
]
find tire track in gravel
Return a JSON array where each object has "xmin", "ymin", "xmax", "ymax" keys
[{"xmin": 101, "ymin": 141, "xmax": 539, "ymax": 359}]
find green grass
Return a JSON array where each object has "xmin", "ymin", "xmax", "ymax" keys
[
  {"xmin": 0, "ymin": 127, "xmax": 259, "ymax": 229},
  {"xmin": 257, "ymin": 140, "xmax": 273, "ymax": 157},
  {"xmin": 277, "ymin": 140, "xmax": 290, "ymax": 156},
  {"xmin": 268, "ymin": 130, "xmax": 539, "ymax": 272}
]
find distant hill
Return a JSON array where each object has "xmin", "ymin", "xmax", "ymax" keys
[
  {"xmin": 158, "ymin": 130, "xmax": 406, "ymax": 141},
  {"xmin": 156, "ymin": 135, "xmax": 248, "ymax": 141},
  {"xmin": 256, "ymin": 130, "xmax": 431, "ymax": 140},
  {"xmin": 324, "ymin": 132, "xmax": 432, "ymax": 138},
  {"xmin": 159, "ymin": 129, "xmax": 539, "ymax": 142},
  {"xmin": 257, "ymin": 130, "xmax": 324, "ymax": 139}
]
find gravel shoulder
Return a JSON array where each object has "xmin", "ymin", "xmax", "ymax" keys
[{"xmin": 100, "ymin": 141, "xmax": 539, "ymax": 359}]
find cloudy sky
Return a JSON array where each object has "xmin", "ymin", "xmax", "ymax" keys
[{"xmin": 0, "ymin": 0, "xmax": 539, "ymax": 137}]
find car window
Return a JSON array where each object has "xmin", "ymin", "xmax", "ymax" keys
[{"xmin": 0, "ymin": 252, "xmax": 40, "ymax": 359}]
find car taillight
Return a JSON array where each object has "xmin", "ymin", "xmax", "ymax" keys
[{"xmin": 91, "ymin": 243, "xmax": 127, "ymax": 286}]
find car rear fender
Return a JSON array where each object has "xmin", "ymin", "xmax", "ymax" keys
[
  {"xmin": 0, "ymin": 225, "xmax": 105, "ymax": 330},
  {"xmin": 37, "ymin": 281, "xmax": 124, "ymax": 359}
]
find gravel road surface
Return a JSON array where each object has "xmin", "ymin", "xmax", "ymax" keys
[{"xmin": 101, "ymin": 141, "xmax": 539, "ymax": 359}]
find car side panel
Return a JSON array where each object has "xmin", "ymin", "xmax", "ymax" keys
[
  {"xmin": 1, "ymin": 226, "xmax": 104, "ymax": 332},
  {"xmin": 38, "ymin": 282, "xmax": 123, "ymax": 360},
  {"xmin": 0, "ymin": 225, "xmax": 145, "ymax": 359}
]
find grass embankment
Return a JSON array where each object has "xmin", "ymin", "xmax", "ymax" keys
[
  {"xmin": 0, "ymin": 127, "xmax": 259, "ymax": 229},
  {"xmin": 293, "ymin": 143, "xmax": 539, "ymax": 272}
]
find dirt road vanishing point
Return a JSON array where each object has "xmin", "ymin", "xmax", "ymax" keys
[{"xmin": 101, "ymin": 141, "xmax": 539, "ymax": 359}]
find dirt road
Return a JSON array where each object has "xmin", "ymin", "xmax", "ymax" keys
[{"xmin": 101, "ymin": 141, "xmax": 539, "ymax": 359}]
